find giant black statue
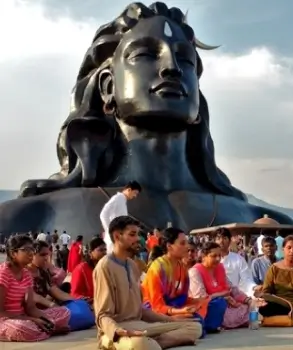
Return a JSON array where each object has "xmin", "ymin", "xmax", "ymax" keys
[{"xmin": 0, "ymin": 2, "xmax": 292, "ymax": 237}]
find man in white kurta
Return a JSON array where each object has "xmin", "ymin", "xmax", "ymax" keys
[
  {"xmin": 215, "ymin": 228, "xmax": 256, "ymax": 296},
  {"xmin": 220, "ymin": 251, "xmax": 256, "ymax": 296},
  {"xmin": 100, "ymin": 181, "xmax": 141, "ymax": 252},
  {"xmin": 256, "ymin": 233, "xmax": 265, "ymax": 256}
]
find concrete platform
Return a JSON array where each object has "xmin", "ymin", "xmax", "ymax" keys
[{"xmin": 2, "ymin": 327, "xmax": 293, "ymax": 350}]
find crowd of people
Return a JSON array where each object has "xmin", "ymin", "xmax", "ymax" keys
[{"xmin": 0, "ymin": 215, "xmax": 293, "ymax": 348}]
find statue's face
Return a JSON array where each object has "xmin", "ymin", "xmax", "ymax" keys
[{"xmin": 112, "ymin": 16, "xmax": 199, "ymax": 131}]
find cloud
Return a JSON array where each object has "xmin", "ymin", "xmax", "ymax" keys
[
  {"xmin": 216, "ymin": 157, "xmax": 293, "ymax": 208},
  {"xmin": 200, "ymin": 48, "xmax": 293, "ymax": 158},
  {"xmin": 0, "ymin": 1, "xmax": 292, "ymax": 208}
]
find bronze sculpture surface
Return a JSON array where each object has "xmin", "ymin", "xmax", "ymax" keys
[{"xmin": 0, "ymin": 2, "xmax": 291, "ymax": 236}]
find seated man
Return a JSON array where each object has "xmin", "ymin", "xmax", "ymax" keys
[
  {"xmin": 251, "ymin": 237, "xmax": 278, "ymax": 287},
  {"xmin": 94, "ymin": 216, "xmax": 201, "ymax": 350},
  {"xmin": 215, "ymin": 228, "xmax": 257, "ymax": 296}
]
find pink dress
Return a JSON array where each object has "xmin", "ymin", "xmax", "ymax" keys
[
  {"xmin": 0, "ymin": 262, "xmax": 70, "ymax": 342},
  {"xmin": 49, "ymin": 265, "xmax": 67, "ymax": 286},
  {"xmin": 189, "ymin": 263, "xmax": 250, "ymax": 329}
]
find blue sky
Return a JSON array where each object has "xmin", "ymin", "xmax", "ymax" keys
[
  {"xmin": 38, "ymin": 0, "xmax": 293, "ymax": 54},
  {"xmin": 0, "ymin": 0, "xmax": 292, "ymax": 207}
]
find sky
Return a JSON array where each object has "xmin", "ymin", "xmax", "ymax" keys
[{"xmin": 0, "ymin": 0, "xmax": 293, "ymax": 208}]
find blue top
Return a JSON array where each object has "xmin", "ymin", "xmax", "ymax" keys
[
  {"xmin": 275, "ymin": 236, "xmax": 284, "ymax": 259},
  {"xmin": 251, "ymin": 256, "xmax": 277, "ymax": 285}
]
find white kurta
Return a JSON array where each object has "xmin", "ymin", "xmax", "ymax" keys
[
  {"xmin": 100, "ymin": 192, "xmax": 128, "ymax": 252},
  {"xmin": 256, "ymin": 234, "xmax": 265, "ymax": 255},
  {"xmin": 221, "ymin": 252, "xmax": 256, "ymax": 296}
]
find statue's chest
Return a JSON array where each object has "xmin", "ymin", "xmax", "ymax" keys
[{"xmin": 107, "ymin": 138, "xmax": 203, "ymax": 192}]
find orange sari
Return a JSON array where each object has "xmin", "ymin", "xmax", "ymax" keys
[{"xmin": 141, "ymin": 255, "xmax": 208, "ymax": 318}]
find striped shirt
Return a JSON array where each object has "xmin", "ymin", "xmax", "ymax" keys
[{"xmin": 0, "ymin": 262, "xmax": 33, "ymax": 314}]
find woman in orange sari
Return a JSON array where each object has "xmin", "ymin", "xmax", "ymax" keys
[
  {"xmin": 67, "ymin": 236, "xmax": 83, "ymax": 273},
  {"xmin": 141, "ymin": 228, "xmax": 209, "ymax": 337}
]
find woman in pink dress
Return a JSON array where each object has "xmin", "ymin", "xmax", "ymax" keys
[
  {"xmin": 0, "ymin": 234, "xmax": 70, "ymax": 342},
  {"xmin": 189, "ymin": 242, "xmax": 252, "ymax": 329}
]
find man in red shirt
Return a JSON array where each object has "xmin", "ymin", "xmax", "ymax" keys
[{"xmin": 146, "ymin": 228, "xmax": 162, "ymax": 252}]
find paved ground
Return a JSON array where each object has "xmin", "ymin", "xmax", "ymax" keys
[{"xmin": 2, "ymin": 327, "xmax": 293, "ymax": 350}]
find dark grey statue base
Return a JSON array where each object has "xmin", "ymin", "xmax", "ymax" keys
[{"xmin": 0, "ymin": 188, "xmax": 292, "ymax": 239}]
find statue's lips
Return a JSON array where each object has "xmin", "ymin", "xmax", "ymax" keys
[{"xmin": 149, "ymin": 81, "xmax": 187, "ymax": 98}]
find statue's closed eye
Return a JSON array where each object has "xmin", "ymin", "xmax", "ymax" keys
[
  {"xmin": 128, "ymin": 49, "xmax": 157, "ymax": 60},
  {"xmin": 176, "ymin": 54, "xmax": 195, "ymax": 67}
]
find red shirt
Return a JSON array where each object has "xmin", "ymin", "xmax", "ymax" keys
[
  {"xmin": 70, "ymin": 261, "xmax": 94, "ymax": 299},
  {"xmin": 146, "ymin": 236, "xmax": 159, "ymax": 251},
  {"xmin": 0, "ymin": 262, "xmax": 33, "ymax": 314}
]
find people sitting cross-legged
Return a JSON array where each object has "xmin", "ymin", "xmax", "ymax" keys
[
  {"xmin": 70, "ymin": 237, "xmax": 107, "ymax": 302},
  {"xmin": 258, "ymin": 235, "xmax": 293, "ymax": 326},
  {"xmin": 0, "ymin": 235, "xmax": 70, "ymax": 341},
  {"xmin": 29, "ymin": 240, "xmax": 96, "ymax": 331},
  {"xmin": 189, "ymin": 242, "xmax": 255, "ymax": 329},
  {"xmin": 142, "ymin": 228, "xmax": 211, "ymax": 335},
  {"xmin": 27, "ymin": 241, "xmax": 74, "ymax": 309},
  {"xmin": 94, "ymin": 216, "xmax": 201, "ymax": 350}
]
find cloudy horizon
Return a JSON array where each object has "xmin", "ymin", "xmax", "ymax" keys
[{"xmin": 0, "ymin": 0, "xmax": 292, "ymax": 208}]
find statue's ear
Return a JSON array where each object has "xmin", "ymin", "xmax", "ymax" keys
[{"xmin": 98, "ymin": 69, "xmax": 114, "ymax": 104}]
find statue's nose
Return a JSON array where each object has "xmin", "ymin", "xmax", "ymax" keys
[
  {"xmin": 160, "ymin": 65, "xmax": 183, "ymax": 79},
  {"xmin": 159, "ymin": 52, "xmax": 183, "ymax": 79}
]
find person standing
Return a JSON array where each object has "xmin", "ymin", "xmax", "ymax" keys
[
  {"xmin": 275, "ymin": 231, "xmax": 284, "ymax": 260},
  {"xmin": 256, "ymin": 231, "xmax": 266, "ymax": 256},
  {"xmin": 67, "ymin": 235, "xmax": 83, "ymax": 273},
  {"xmin": 146, "ymin": 228, "xmax": 162, "ymax": 252},
  {"xmin": 36, "ymin": 230, "xmax": 47, "ymax": 242},
  {"xmin": 59, "ymin": 231, "xmax": 71, "ymax": 248},
  {"xmin": 100, "ymin": 181, "xmax": 142, "ymax": 253},
  {"xmin": 59, "ymin": 245, "xmax": 69, "ymax": 271}
]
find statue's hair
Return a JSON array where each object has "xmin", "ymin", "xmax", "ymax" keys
[{"xmin": 78, "ymin": 2, "xmax": 201, "ymax": 80}]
